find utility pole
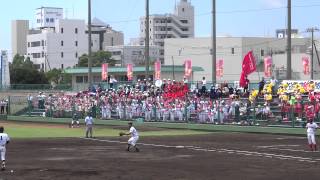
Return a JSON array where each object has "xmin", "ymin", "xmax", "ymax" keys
[
  {"xmin": 286, "ymin": 0, "xmax": 292, "ymax": 80},
  {"xmin": 145, "ymin": 0, "xmax": 150, "ymax": 78},
  {"xmin": 88, "ymin": 0, "xmax": 92, "ymax": 88},
  {"xmin": 307, "ymin": 27, "xmax": 319, "ymax": 80},
  {"xmin": 212, "ymin": 0, "xmax": 216, "ymax": 83}
]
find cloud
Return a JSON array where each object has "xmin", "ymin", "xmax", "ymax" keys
[{"xmin": 262, "ymin": 0, "xmax": 286, "ymax": 8}]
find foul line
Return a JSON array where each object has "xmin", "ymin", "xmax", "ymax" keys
[{"xmin": 80, "ymin": 138, "xmax": 319, "ymax": 164}]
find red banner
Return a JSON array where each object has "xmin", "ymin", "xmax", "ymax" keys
[
  {"xmin": 127, "ymin": 64, "xmax": 133, "ymax": 81},
  {"xmin": 154, "ymin": 60, "xmax": 161, "ymax": 80},
  {"xmin": 185, "ymin": 60, "xmax": 192, "ymax": 77},
  {"xmin": 242, "ymin": 51, "xmax": 256, "ymax": 75},
  {"xmin": 264, "ymin": 56, "xmax": 272, "ymax": 77},
  {"xmin": 216, "ymin": 59, "xmax": 224, "ymax": 77},
  {"xmin": 302, "ymin": 56, "xmax": 310, "ymax": 75},
  {"xmin": 101, "ymin": 63, "xmax": 108, "ymax": 81}
]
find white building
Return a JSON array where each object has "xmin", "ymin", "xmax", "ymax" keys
[
  {"xmin": 139, "ymin": 0, "xmax": 194, "ymax": 63},
  {"xmin": 0, "ymin": 51, "xmax": 10, "ymax": 88},
  {"xmin": 35, "ymin": 7, "xmax": 63, "ymax": 29},
  {"xmin": 27, "ymin": 19, "xmax": 88, "ymax": 71},
  {"xmin": 164, "ymin": 37, "xmax": 319, "ymax": 82},
  {"xmin": 11, "ymin": 20, "xmax": 29, "ymax": 56},
  {"xmin": 105, "ymin": 45, "xmax": 160, "ymax": 66}
]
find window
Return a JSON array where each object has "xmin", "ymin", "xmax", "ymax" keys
[
  {"xmin": 32, "ymin": 53, "xmax": 41, "ymax": 58},
  {"xmin": 61, "ymin": 64, "xmax": 64, "ymax": 69},
  {"xmin": 76, "ymin": 76, "xmax": 83, "ymax": 83},
  {"xmin": 180, "ymin": 20, "xmax": 188, "ymax": 24},
  {"xmin": 182, "ymin": 8, "xmax": 185, "ymax": 12},
  {"xmin": 75, "ymin": 28, "xmax": 78, "ymax": 34},
  {"xmin": 31, "ymin": 41, "xmax": 41, "ymax": 47},
  {"xmin": 61, "ymin": 28, "xmax": 64, "ymax": 33},
  {"xmin": 61, "ymin": 40, "xmax": 64, "ymax": 46},
  {"xmin": 75, "ymin": 52, "xmax": 78, "ymax": 58},
  {"xmin": 181, "ymin": 28, "xmax": 189, "ymax": 31},
  {"xmin": 37, "ymin": 19, "xmax": 40, "ymax": 23},
  {"xmin": 93, "ymin": 76, "xmax": 101, "ymax": 83},
  {"xmin": 84, "ymin": 76, "xmax": 88, "ymax": 83},
  {"xmin": 50, "ymin": 18, "xmax": 54, "ymax": 23},
  {"xmin": 231, "ymin": 48, "xmax": 235, "ymax": 54},
  {"xmin": 75, "ymin": 41, "xmax": 78, "ymax": 47},
  {"xmin": 46, "ymin": 18, "xmax": 49, "ymax": 23},
  {"xmin": 28, "ymin": 42, "xmax": 30, "ymax": 47},
  {"xmin": 41, "ymin": 40, "xmax": 44, "ymax": 46},
  {"xmin": 111, "ymin": 37, "xmax": 114, "ymax": 46},
  {"xmin": 42, "ymin": 52, "xmax": 44, "ymax": 58},
  {"xmin": 261, "ymin": 49, "xmax": 264, "ymax": 57},
  {"xmin": 61, "ymin": 52, "xmax": 64, "ymax": 58},
  {"xmin": 181, "ymin": 36, "xmax": 188, "ymax": 38}
]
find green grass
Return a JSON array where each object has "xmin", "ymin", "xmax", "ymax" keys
[
  {"xmin": 2, "ymin": 115, "xmax": 313, "ymax": 138},
  {"xmin": 2, "ymin": 122, "xmax": 211, "ymax": 139}
]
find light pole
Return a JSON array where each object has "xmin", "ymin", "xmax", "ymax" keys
[
  {"xmin": 212, "ymin": 0, "xmax": 216, "ymax": 83},
  {"xmin": 307, "ymin": 27, "xmax": 319, "ymax": 79},
  {"xmin": 286, "ymin": 0, "xmax": 292, "ymax": 80},
  {"xmin": 88, "ymin": 0, "xmax": 92, "ymax": 88}
]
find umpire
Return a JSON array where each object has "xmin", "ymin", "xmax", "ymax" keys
[{"xmin": 85, "ymin": 113, "xmax": 94, "ymax": 138}]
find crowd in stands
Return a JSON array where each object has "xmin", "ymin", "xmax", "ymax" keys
[{"xmin": 28, "ymin": 77, "xmax": 320, "ymax": 124}]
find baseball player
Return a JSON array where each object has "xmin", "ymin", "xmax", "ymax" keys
[
  {"xmin": 123, "ymin": 122, "xmax": 139, "ymax": 152},
  {"xmin": 306, "ymin": 119, "xmax": 318, "ymax": 151},
  {"xmin": 85, "ymin": 113, "xmax": 94, "ymax": 138},
  {"xmin": 71, "ymin": 113, "xmax": 80, "ymax": 128},
  {"xmin": 0, "ymin": 126, "xmax": 10, "ymax": 170}
]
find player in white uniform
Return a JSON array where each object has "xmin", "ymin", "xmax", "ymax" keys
[
  {"xmin": 0, "ymin": 126, "xmax": 10, "ymax": 170},
  {"xmin": 306, "ymin": 119, "xmax": 318, "ymax": 151},
  {"xmin": 124, "ymin": 122, "xmax": 139, "ymax": 152},
  {"xmin": 85, "ymin": 113, "xmax": 94, "ymax": 138}
]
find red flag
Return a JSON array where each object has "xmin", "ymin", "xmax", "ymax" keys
[
  {"xmin": 154, "ymin": 60, "xmax": 161, "ymax": 80},
  {"xmin": 264, "ymin": 56, "xmax": 272, "ymax": 77},
  {"xmin": 127, "ymin": 64, "xmax": 133, "ymax": 81},
  {"xmin": 184, "ymin": 60, "xmax": 192, "ymax": 77},
  {"xmin": 101, "ymin": 63, "xmax": 108, "ymax": 81},
  {"xmin": 302, "ymin": 56, "xmax": 310, "ymax": 75},
  {"xmin": 239, "ymin": 72, "xmax": 246, "ymax": 87},
  {"xmin": 242, "ymin": 51, "xmax": 256, "ymax": 75}
]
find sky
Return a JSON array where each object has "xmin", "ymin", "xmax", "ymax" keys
[{"xmin": 1, "ymin": 0, "xmax": 320, "ymax": 55}]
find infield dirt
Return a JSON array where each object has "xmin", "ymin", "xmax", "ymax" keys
[{"xmin": 0, "ymin": 132, "xmax": 319, "ymax": 180}]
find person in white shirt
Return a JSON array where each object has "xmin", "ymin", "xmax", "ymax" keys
[
  {"xmin": 0, "ymin": 126, "xmax": 10, "ymax": 170},
  {"xmin": 85, "ymin": 113, "xmax": 94, "ymax": 138},
  {"xmin": 124, "ymin": 122, "xmax": 139, "ymax": 152},
  {"xmin": 306, "ymin": 119, "xmax": 318, "ymax": 151}
]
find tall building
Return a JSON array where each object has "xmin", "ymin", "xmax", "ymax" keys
[
  {"xmin": 35, "ymin": 7, "xmax": 63, "ymax": 29},
  {"xmin": 91, "ymin": 18, "xmax": 124, "ymax": 52},
  {"xmin": 139, "ymin": 0, "xmax": 194, "ymax": 63},
  {"xmin": 27, "ymin": 19, "xmax": 88, "ymax": 71},
  {"xmin": 11, "ymin": 20, "xmax": 29, "ymax": 56},
  {"xmin": 0, "ymin": 51, "xmax": 10, "ymax": 88}
]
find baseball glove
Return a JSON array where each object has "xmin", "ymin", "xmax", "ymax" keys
[{"xmin": 119, "ymin": 132, "xmax": 125, "ymax": 136}]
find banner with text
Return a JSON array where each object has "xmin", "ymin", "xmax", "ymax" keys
[
  {"xmin": 101, "ymin": 63, "xmax": 108, "ymax": 81},
  {"xmin": 264, "ymin": 56, "xmax": 272, "ymax": 77},
  {"xmin": 127, "ymin": 64, "xmax": 133, "ymax": 81},
  {"xmin": 184, "ymin": 60, "xmax": 192, "ymax": 78},
  {"xmin": 154, "ymin": 60, "xmax": 161, "ymax": 80}
]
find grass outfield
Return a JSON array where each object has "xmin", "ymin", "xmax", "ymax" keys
[
  {"xmin": 0, "ymin": 121, "xmax": 211, "ymax": 139},
  {"xmin": 3, "ymin": 115, "xmax": 311, "ymax": 136}
]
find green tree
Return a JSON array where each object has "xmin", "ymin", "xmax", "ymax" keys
[
  {"xmin": 46, "ymin": 68, "xmax": 71, "ymax": 84},
  {"xmin": 10, "ymin": 54, "xmax": 48, "ymax": 84},
  {"xmin": 77, "ymin": 50, "xmax": 117, "ymax": 67}
]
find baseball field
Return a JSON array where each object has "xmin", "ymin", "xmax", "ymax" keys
[{"xmin": 0, "ymin": 118, "xmax": 319, "ymax": 180}]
